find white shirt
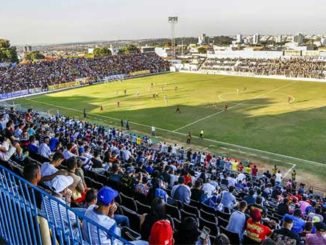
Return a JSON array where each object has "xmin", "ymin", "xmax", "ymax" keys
[
  {"xmin": 38, "ymin": 143, "xmax": 52, "ymax": 159},
  {"xmin": 63, "ymin": 149, "xmax": 77, "ymax": 160},
  {"xmin": 236, "ymin": 173, "xmax": 246, "ymax": 182},
  {"xmin": 82, "ymin": 205, "xmax": 120, "ymax": 245},
  {"xmin": 202, "ymin": 183, "xmax": 216, "ymax": 198},
  {"xmin": 276, "ymin": 173, "xmax": 282, "ymax": 182},
  {"xmin": 41, "ymin": 162, "xmax": 58, "ymax": 187}
]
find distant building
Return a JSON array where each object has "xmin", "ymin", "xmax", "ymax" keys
[
  {"xmin": 24, "ymin": 46, "xmax": 32, "ymax": 52},
  {"xmin": 321, "ymin": 38, "xmax": 326, "ymax": 46},
  {"xmin": 253, "ymin": 34, "xmax": 260, "ymax": 45},
  {"xmin": 198, "ymin": 33, "xmax": 208, "ymax": 45},
  {"xmin": 236, "ymin": 34, "xmax": 243, "ymax": 44},
  {"xmin": 294, "ymin": 33, "xmax": 305, "ymax": 45},
  {"xmin": 276, "ymin": 35, "xmax": 283, "ymax": 43},
  {"xmin": 140, "ymin": 46, "xmax": 155, "ymax": 53}
]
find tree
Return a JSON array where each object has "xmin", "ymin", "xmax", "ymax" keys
[
  {"xmin": 25, "ymin": 51, "xmax": 45, "ymax": 61},
  {"xmin": 93, "ymin": 47, "xmax": 112, "ymax": 57},
  {"xmin": 197, "ymin": 47, "xmax": 207, "ymax": 54},
  {"xmin": 118, "ymin": 45, "xmax": 140, "ymax": 55},
  {"xmin": 0, "ymin": 39, "xmax": 18, "ymax": 63}
]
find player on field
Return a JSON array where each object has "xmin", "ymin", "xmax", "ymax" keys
[
  {"xmin": 224, "ymin": 104, "xmax": 229, "ymax": 112},
  {"xmin": 124, "ymin": 89, "xmax": 127, "ymax": 96},
  {"xmin": 83, "ymin": 108, "xmax": 87, "ymax": 118},
  {"xmin": 186, "ymin": 132, "xmax": 192, "ymax": 144},
  {"xmin": 176, "ymin": 105, "xmax": 181, "ymax": 113},
  {"xmin": 117, "ymin": 101, "xmax": 120, "ymax": 107},
  {"xmin": 100, "ymin": 105, "xmax": 103, "ymax": 111},
  {"xmin": 288, "ymin": 96, "xmax": 292, "ymax": 104},
  {"xmin": 200, "ymin": 130, "xmax": 204, "ymax": 139}
]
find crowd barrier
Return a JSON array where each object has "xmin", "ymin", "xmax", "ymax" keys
[{"xmin": 0, "ymin": 163, "xmax": 130, "ymax": 245}]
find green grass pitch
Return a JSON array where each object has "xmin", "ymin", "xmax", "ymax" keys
[{"xmin": 15, "ymin": 73, "xmax": 326, "ymax": 184}]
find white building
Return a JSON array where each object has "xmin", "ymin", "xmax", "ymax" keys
[
  {"xmin": 276, "ymin": 35, "xmax": 283, "ymax": 43},
  {"xmin": 236, "ymin": 34, "xmax": 243, "ymax": 44},
  {"xmin": 253, "ymin": 34, "xmax": 260, "ymax": 45},
  {"xmin": 198, "ymin": 33, "xmax": 208, "ymax": 45},
  {"xmin": 321, "ymin": 38, "xmax": 326, "ymax": 46}
]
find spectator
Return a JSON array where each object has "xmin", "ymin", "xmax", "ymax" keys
[
  {"xmin": 149, "ymin": 220, "xmax": 173, "ymax": 245},
  {"xmin": 140, "ymin": 197, "xmax": 167, "ymax": 240},
  {"xmin": 191, "ymin": 178, "xmax": 205, "ymax": 202},
  {"xmin": 40, "ymin": 152, "xmax": 65, "ymax": 187},
  {"xmin": 245, "ymin": 209, "xmax": 272, "ymax": 243},
  {"xmin": 38, "ymin": 137, "xmax": 52, "ymax": 159},
  {"xmin": 272, "ymin": 216, "xmax": 301, "ymax": 244},
  {"xmin": 306, "ymin": 222, "xmax": 326, "ymax": 245},
  {"xmin": 283, "ymin": 209, "xmax": 306, "ymax": 234},
  {"xmin": 227, "ymin": 200, "xmax": 248, "ymax": 239},
  {"xmin": 23, "ymin": 161, "xmax": 43, "ymax": 208},
  {"xmin": 277, "ymin": 198, "xmax": 290, "ymax": 216},
  {"xmin": 82, "ymin": 186, "xmax": 120, "ymax": 244},
  {"xmin": 220, "ymin": 186, "xmax": 237, "ymax": 212},
  {"xmin": 244, "ymin": 189, "xmax": 256, "ymax": 206},
  {"xmin": 171, "ymin": 176, "xmax": 191, "ymax": 204}
]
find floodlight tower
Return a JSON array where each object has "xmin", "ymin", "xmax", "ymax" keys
[{"xmin": 168, "ymin": 16, "xmax": 178, "ymax": 58}]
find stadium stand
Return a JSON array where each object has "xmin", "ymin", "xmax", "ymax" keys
[
  {"xmin": 201, "ymin": 58, "xmax": 326, "ymax": 79},
  {"xmin": 0, "ymin": 107, "xmax": 325, "ymax": 244},
  {"xmin": 0, "ymin": 53, "xmax": 169, "ymax": 94}
]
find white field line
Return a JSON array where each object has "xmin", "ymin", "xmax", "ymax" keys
[
  {"xmin": 173, "ymin": 81, "xmax": 297, "ymax": 132},
  {"xmin": 24, "ymin": 97, "xmax": 325, "ymax": 167},
  {"xmin": 283, "ymin": 164, "xmax": 297, "ymax": 178}
]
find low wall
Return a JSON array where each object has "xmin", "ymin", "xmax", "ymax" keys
[{"xmin": 180, "ymin": 70, "xmax": 326, "ymax": 83}]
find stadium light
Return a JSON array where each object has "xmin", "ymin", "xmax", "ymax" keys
[{"xmin": 168, "ymin": 16, "xmax": 178, "ymax": 58}]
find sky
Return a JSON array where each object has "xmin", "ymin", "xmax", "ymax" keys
[{"xmin": 1, "ymin": 0, "xmax": 325, "ymax": 45}]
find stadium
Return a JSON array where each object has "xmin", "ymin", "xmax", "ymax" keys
[{"xmin": 1, "ymin": 1, "xmax": 326, "ymax": 245}]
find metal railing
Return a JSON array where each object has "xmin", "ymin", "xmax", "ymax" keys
[{"xmin": 0, "ymin": 164, "xmax": 131, "ymax": 245}]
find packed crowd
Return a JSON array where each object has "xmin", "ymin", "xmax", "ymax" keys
[
  {"xmin": 0, "ymin": 53, "xmax": 169, "ymax": 93},
  {"xmin": 0, "ymin": 107, "xmax": 325, "ymax": 245},
  {"xmin": 202, "ymin": 58, "xmax": 326, "ymax": 79}
]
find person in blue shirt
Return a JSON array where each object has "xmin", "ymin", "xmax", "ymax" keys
[
  {"xmin": 227, "ymin": 200, "xmax": 248, "ymax": 239},
  {"xmin": 283, "ymin": 208, "xmax": 306, "ymax": 234}
]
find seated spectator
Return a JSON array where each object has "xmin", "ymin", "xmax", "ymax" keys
[
  {"xmin": 171, "ymin": 176, "xmax": 191, "ymax": 204},
  {"xmin": 306, "ymin": 222, "xmax": 326, "ymax": 245},
  {"xmin": 66, "ymin": 157, "xmax": 86, "ymax": 201},
  {"xmin": 135, "ymin": 173, "xmax": 150, "ymax": 196},
  {"xmin": 38, "ymin": 136, "xmax": 52, "ymax": 159},
  {"xmin": 283, "ymin": 209, "xmax": 306, "ymax": 234},
  {"xmin": 0, "ymin": 136, "xmax": 20, "ymax": 161},
  {"xmin": 109, "ymin": 163, "xmax": 122, "ymax": 183},
  {"xmin": 227, "ymin": 200, "xmax": 248, "ymax": 240},
  {"xmin": 82, "ymin": 186, "xmax": 120, "ymax": 244},
  {"xmin": 42, "ymin": 175, "xmax": 78, "ymax": 235},
  {"xmin": 140, "ymin": 197, "xmax": 167, "ymax": 240},
  {"xmin": 277, "ymin": 198, "xmax": 290, "ymax": 216},
  {"xmin": 272, "ymin": 216, "xmax": 301, "ymax": 244},
  {"xmin": 245, "ymin": 209, "xmax": 272, "ymax": 243},
  {"xmin": 149, "ymin": 220, "xmax": 173, "ymax": 245},
  {"xmin": 244, "ymin": 189, "xmax": 256, "ymax": 206},
  {"xmin": 220, "ymin": 186, "xmax": 237, "ymax": 212},
  {"xmin": 40, "ymin": 152, "xmax": 65, "ymax": 187},
  {"xmin": 174, "ymin": 217, "xmax": 209, "ymax": 245},
  {"xmin": 191, "ymin": 178, "xmax": 205, "ymax": 202},
  {"xmin": 23, "ymin": 161, "xmax": 43, "ymax": 208}
]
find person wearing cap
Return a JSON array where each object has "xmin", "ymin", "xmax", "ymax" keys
[
  {"xmin": 245, "ymin": 209, "xmax": 272, "ymax": 243},
  {"xmin": 82, "ymin": 186, "xmax": 120, "ymax": 244},
  {"xmin": 306, "ymin": 222, "xmax": 326, "ymax": 245},
  {"xmin": 272, "ymin": 216, "xmax": 301, "ymax": 244},
  {"xmin": 149, "ymin": 220, "xmax": 173, "ymax": 245},
  {"xmin": 42, "ymin": 175, "xmax": 78, "ymax": 235},
  {"xmin": 283, "ymin": 209, "xmax": 306, "ymax": 234}
]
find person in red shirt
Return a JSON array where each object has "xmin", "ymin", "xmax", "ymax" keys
[
  {"xmin": 238, "ymin": 162, "xmax": 244, "ymax": 172},
  {"xmin": 246, "ymin": 209, "xmax": 272, "ymax": 243},
  {"xmin": 251, "ymin": 165, "xmax": 258, "ymax": 177}
]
